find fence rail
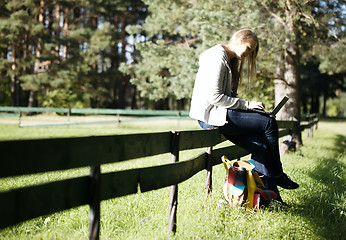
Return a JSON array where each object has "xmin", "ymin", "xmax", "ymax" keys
[
  {"xmin": 0, "ymin": 113, "xmax": 318, "ymax": 239},
  {"xmin": 0, "ymin": 106, "xmax": 190, "ymax": 116},
  {"xmin": 0, "ymin": 106, "xmax": 191, "ymax": 127}
]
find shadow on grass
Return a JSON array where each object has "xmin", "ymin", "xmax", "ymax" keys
[{"xmin": 292, "ymin": 134, "xmax": 346, "ymax": 240}]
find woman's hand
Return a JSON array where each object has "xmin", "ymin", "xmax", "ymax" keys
[{"xmin": 248, "ymin": 101, "xmax": 265, "ymax": 110}]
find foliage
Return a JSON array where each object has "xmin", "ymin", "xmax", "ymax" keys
[
  {"xmin": 326, "ymin": 92, "xmax": 346, "ymax": 116},
  {"xmin": 121, "ymin": 0, "xmax": 270, "ymax": 104},
  {"xmin": 0, "ymin": 0, "xmax": 147, "ymax": 108},
  {"xmin": 298, "ymin": 0, "xmax": 346, "ymax": 114},
  {"xmin": 0, "ymin": 0, "xmax": 345, "ymax": 112},
  {"xmin": 121, "ymin": 0, "xmax": 345, "ymax": 113}
]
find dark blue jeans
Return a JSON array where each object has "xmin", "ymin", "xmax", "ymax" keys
[{"xmin": 199, "ymin": 109, "xmax": 284, "ymax": 200}]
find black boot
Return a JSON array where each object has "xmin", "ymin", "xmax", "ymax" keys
[{"xmin": 275, "ymin": 173, "xmax": 299, "ymax": 189}]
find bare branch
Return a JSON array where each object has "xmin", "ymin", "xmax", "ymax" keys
[{"xmin": 255, "ymin": 0, "xmax": 285, "ymax": 26}]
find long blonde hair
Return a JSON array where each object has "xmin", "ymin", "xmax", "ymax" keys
[{"xmin": 228, "ymin": 29, "xmax": 259, "ymax": 95}]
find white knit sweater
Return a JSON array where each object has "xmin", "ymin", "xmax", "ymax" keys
[{"xmin": 189, "ymin": 44, "xmax": 248, "ymax": 126}]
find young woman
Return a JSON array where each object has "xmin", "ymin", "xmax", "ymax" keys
[{"xmin": 189, "ymin": 29, "xmax": 299, "ymax": 203}]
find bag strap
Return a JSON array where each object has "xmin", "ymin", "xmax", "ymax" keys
[
  {"xmin": 221, "ymin": 155, "xmax": 237, "ymax": 172},
  {"xmin": 221, "ymin": 155, "xmax": 256, "ymax": 172},
  {"xmin": 253, "ymin": 171, "xmax": 266, "ymax": 189}
]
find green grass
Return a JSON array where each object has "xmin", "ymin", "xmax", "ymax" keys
[
  {"xmin": 0, "ymin": 114, "xmax": 199, "ymax": 140},
  {"xmin": 0, "ymin": 117, "xmax": 345, "ymax": 239}
]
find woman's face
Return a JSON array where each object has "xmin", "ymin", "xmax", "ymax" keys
[{"xmin": 233, "ymin": 38, "xmax": 257, "ymax": 59}]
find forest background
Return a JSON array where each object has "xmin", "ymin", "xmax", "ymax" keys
[{"xmin": 0, "ymin": 0, "xmax": 345, "ymax": 118}]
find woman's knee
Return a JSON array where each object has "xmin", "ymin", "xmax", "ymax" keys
[{"xmin": 265, "ymin": 117, "xmax": 278, "ymax": 133}]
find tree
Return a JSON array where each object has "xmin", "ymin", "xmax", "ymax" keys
[
  {"xmin": 0, "ymin": 0, "xmax": 148, "ymax": 108},
  {"xmin": 0, "ymin": 0, "xmax": 43, "ymax": 106},
  {"xmin": 120, "ymin": 0, "xmax": 276, "ymax": 110},
  {"xmin": 299, "ymin": 0, "xmax": 346, "ymax": 116},
  {"xmin": 244, "ymin": 0, "xmax": 345, "ymax": 145}
]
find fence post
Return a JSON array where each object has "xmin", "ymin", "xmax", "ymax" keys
[
  {"xmin": 310, "ymin": 115, "xmax": 314, "ymax": 137},
  {"xmin": 18, "ymin": 111, "xmax": 22, "ymax": 126},
  {"xmin": 306, "ymin": 114, "xmax": 311, "ymax": 137},
  {"xmin": 67, "ymin": 108, "xmax": 71, "ymax": 122},
  {"xmin": 291, "ymin": 117, "xmax": 300, "ymax": 140},
  {"xmin": 117, "ymin": 114, "xmax": 120, "ymax": 127},
  {"xmin": 177, "ymin": 111, "xmax": 181, "ymax": 128},
  {"xmin": 89, "ymin": 165, "xmax": 101, "ymax": 240},
  {"xmin": 168, "ymin": 131, "xmax": 180, "ymax": 235},
  {"xmin": 205, "ymin": 146, "xmax": 213, "ymax": 197},
  {"xmin": 314, "ymin": 114, "xmax": 318, "ymax": 130}
]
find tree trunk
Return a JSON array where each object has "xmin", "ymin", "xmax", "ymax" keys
[
  {"xmin": 131, "ymin": 85, "xmax": 138, "ymax": 109},
  {"xmin": 0, "ymin": 47, "xmax": 8, "ymax": 103},
  {"xmin": 314, "ymin": 93, "xmax": 320, "ymax": 114},
  {"xmin": 90, "ymin": 14, "xmax": 98, "ymax": 108},
  {"xmin": 302, "ymin": 93, "xmax": 308, "ymax": 114},
  {"xmin": 62, "ymin": 6, "xmax": 69, "ymax": 60},
  {"xmin": 274, "ymin": 52, "xmax": 292, "ymax": 154},
  {"xmin": 322, "ymin": 93, "xmax": 327, "ymax": 116},
  {"xmin": 278, "ymin": 0, "xmax": 302, "ymax": 146},
  {"xmin": 54, "ymin": 1, "xmax": 60, "ymax": 54},
  {"xmin": 29, "ymin": 0, "xmax": 45, "ymax": 108},
  {"xmin": 274, "ymin": 52, "xmax": 287, "ymax": 119},
  {"xmin": 10, "ymin": 45, "xmax": 20, "ymax": 106},
  {"xmin": 118, "ymin": 17, "xmax": 128, "ymax": 109},
  {"xmin": 28, "ymin": 91, "xmax": 37, "ymax": 108}
]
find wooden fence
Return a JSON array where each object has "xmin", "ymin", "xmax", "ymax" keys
[
  {"xmin": 0, "ymin": 106, "xmax": 190, "ymax": 127},
  {"xmin": 0, "ymin": 115, "xmax": 318, "ymax": 239}
]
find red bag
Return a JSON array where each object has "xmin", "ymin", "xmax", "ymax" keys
[{"xmin": 222, "ymin": 155, "xmax": 277, "ymax": 209}]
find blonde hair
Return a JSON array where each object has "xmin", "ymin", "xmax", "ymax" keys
[{"xmin": 228, "ymin": 29, "xmax": 259, "ymax": 86}]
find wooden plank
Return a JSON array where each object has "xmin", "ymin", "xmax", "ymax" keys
[
  {"xmin": 212, "ymin": 145, "xmax": 249, "ymax": 166},
  {"xmin": 100, "ymin": 169, "xmax": 139, "ymax": 200},
  {"xmin": 277, "ymin": 120, "xmax": 295, "ymax": 129},
  {"xmin": 179, "ymin": 129, "xmax": 223, "ymax": 151},
  {"xmin": 139, "ymin": 152, "xmax": 206, "ymax": 192},
  {"xmin": 101, "ymin": 153, "xmax": 207, "ymax": 200},
  {"xmin": 0, "ymin": 176, "xmax": 89, "ymax": 229},
  {"xmin": 0, "ymin": 132, "xmax": 171, "ymax": 178},
  {"xmin": 279, "ymin": 129, "xmax": 291, "ymax": 138}
]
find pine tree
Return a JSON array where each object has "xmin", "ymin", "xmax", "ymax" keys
[{"xmin": 0, "ymin": 0, "xmax": 147, "ymax": 108}]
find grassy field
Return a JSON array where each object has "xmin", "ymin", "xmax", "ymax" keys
[
  {"xmin": 0, "ymin": 114, "xmax": 200, "ymax": 140},
  {"xmin": 0, "ymin": 115, "xmax": 345, "ymax": 239}
]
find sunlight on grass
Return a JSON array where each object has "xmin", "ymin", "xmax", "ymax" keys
[
  {"xmin": 0, "ymin": 118, "xmax": 345, "ymax": 239},
  {"xmin": 0, "ymin": 114, "xmax": 199, "ymax": 141}
]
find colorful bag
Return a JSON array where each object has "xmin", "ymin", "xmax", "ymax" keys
[{"xmin": 221, "ymin": 155, "xmax": 277, "ymax": 209}]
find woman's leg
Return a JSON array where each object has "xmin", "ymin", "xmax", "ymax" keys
[
  {"xmin": 219, "ymin": 109, "xmax": 298, "ymax": 202},
  {"xmin": 219, "ymin": 109, "xmax": 284, "ymax": 176},
  {"xmin": 220, "ymin": 130, "xmax": 284, "ymax": 201}
]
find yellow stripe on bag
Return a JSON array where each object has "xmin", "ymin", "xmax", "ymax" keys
[
  {"xmin": 246, "ymin": 170, "xmax": 259, "ymax": 210},
  {"xmin": 221, "ymin": 155, "xmax": 237, "ymax": 172}
]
